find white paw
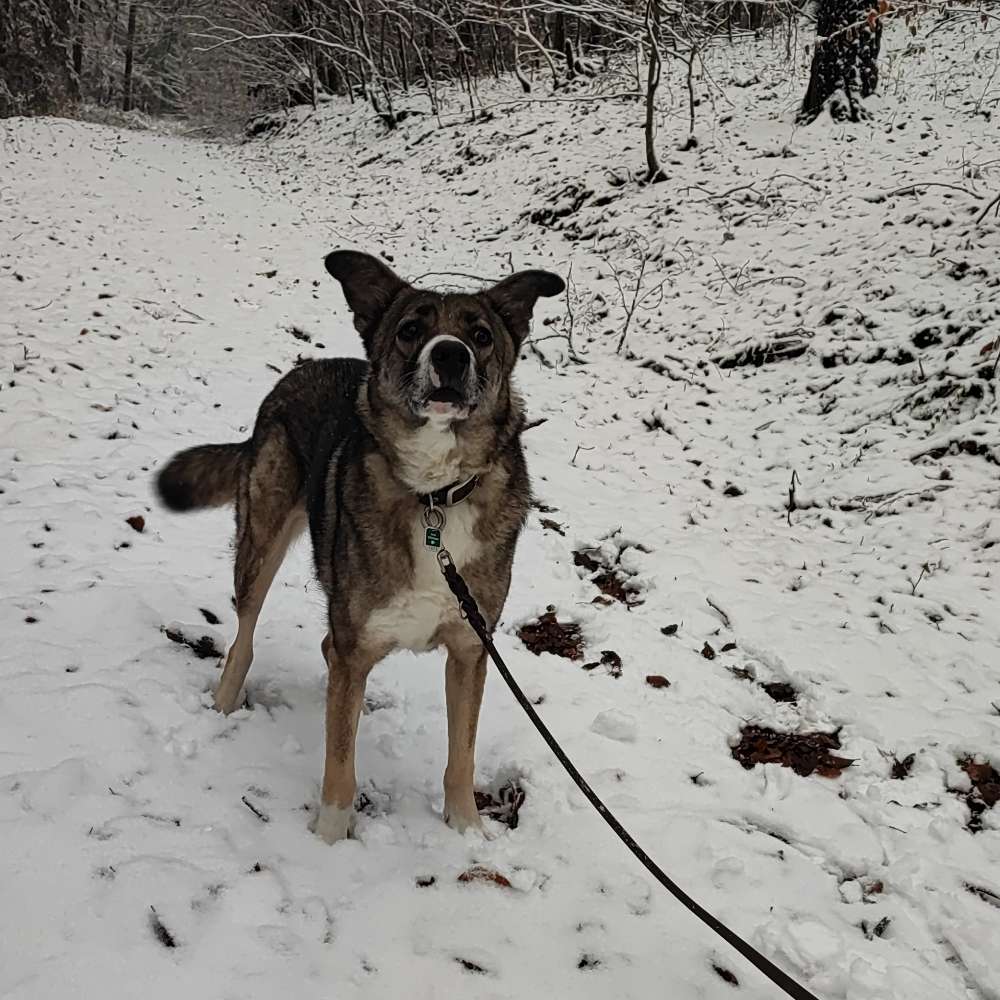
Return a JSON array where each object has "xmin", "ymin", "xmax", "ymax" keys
[
  {"xmin": 312, "ymin": 803, "xmax": 354, "ymax": 844},
  {"xmin": 212, "ymin": 691, "xmax": 242, "ymax": 715},
  {"xmin": 444, "ymin": 804, "xmax": 485, "ymax": 836}
]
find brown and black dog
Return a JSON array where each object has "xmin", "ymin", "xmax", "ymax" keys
[{"xmin": 155, "ymin": 251, "xmax": 564, "ymax": 842}]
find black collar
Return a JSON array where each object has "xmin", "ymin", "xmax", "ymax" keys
[{"xmin": 418, "ymin": 475, "xmax": 479, "ymax": 508}]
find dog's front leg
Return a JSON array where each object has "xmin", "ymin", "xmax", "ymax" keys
[
  {"xmin": 315, "ymin": 641, "xmax": 371, "ymax": 844},
  {"xmin": 442, "ymin": 636, "xmax": 487, "ymax": 834}
]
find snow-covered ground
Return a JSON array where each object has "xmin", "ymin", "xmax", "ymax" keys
[{"xmin": 2, "ymin": 18, "xmax": 999, "ymax": 1000}]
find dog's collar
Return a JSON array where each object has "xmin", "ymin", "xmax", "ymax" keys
[{"xmin": 418, "ymin": 475, "xmax": 479, "ymax": 509}]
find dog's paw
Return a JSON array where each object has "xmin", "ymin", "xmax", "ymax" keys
[
  {"xmin": 212, "ymin": 691, "xmax": 244, "ymax": 715},
  {"xmin": 443, "ymin": 803, "xmax": 485, "ymax": 837},
  {"xmin": 312, "ymin": 803, "xmax": 354, "ymax": 844}
]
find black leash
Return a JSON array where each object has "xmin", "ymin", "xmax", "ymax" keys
[{"xmin": 436, "ymin": 548, "xmax": 822, "ymax": 1000}]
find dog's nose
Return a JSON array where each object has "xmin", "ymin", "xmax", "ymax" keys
[{"xmin": 431, "ymin": 339, "xmax": 471, "ymax": 383}]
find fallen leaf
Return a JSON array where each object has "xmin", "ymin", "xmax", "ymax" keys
[
  {"xmin": 890, "ymin": 752, "xmax": 916, "ymax": 779},
  {"xmin": 457, "ymin": 866, "xmax": 511, "ymax": 888},
  {"xmin": 581, "ymin": 649, "xmax": 623, "ymax": 678},
  {"xmin": 761, "ymin": 681, "xmax": 797, "ymax": 703}
]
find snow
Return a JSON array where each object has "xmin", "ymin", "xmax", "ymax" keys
[
  {"xmin": 3, "ymin": 16, "xmax": 1000, "ymax": 1000},
  {"xmin": 590, "ymin": 709, "xmax": 640, "ymax": 743}
]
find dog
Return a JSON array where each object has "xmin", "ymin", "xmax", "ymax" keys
[{"xmin": 155, "ymin": 250, "xmax": 564, "ymax": 843}]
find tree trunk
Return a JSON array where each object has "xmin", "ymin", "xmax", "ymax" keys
[
  {"xmin": 644, "ymin": 0, "xmax": 664, "ymax": 183},
  {"xmin": 71, "ymin": 2, "xmax": 84, "ymax": 100},
  {"xmin": 122, "ymin": 2, "xmax": 138, "ymax": 112},
  {"xmin": 551, "ymin": 12, "xmax": 566, "ymax": 55},
  {"xmin": 799, "ymin": 0, "xmax": 882, "ymax": 124},
  {"xmin": 397, "ymin": 22, "xmax": 409, "ymax": 91}
]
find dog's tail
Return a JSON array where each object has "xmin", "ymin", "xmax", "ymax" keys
[{"xmin": 155, "ymin": 441, "xmax": 248, "ymax": 512}]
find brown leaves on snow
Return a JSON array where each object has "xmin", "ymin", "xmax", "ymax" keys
[
  {"xmin": 474, "ymin": 780, "xmax": 526, "ymax": 830},
  {"xmin": 573, "ymin": 547, "xmax": 643, "ymax": 607},
  {"xmin": 517, "ymin": 610, "xmax": 584, "ymax": 660},
  {"xmin": 959, "ymin": 756, "xmax": 1000, "ymax": 832},
  {"xmin": 732, "ymin": 725, "xmax": 854, "ymax": 778}
]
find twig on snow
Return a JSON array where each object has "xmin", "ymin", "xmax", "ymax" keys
[
  {"xmin": 976, "ymin": 191, "xmax": 1000, "ymax": 225},
  {"xmin": 706, "ymin": 597, "xmax": 731, "ymax": 629},
  {"xmin": 908, "ymin": 562, "xmax": 935, "ymax": 597},
  {"xmin": 864, "ymin": 181, "xmax": 977, "ymax": 203},
  {"xmin": 241, "ymin": 795, "xmax": 270, "ymax": 823},
  {"xmin": 787, "ymin": 470, "xmax": 799, "ymax": 526}
]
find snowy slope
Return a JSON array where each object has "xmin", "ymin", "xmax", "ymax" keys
[{"xmin": 2, "ymin": 18, "xmax": 999, "ymax": 1000}]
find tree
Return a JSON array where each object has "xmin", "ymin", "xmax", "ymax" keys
[
  {"xmin": 643, "ymin": 0, "xmax": 664, "ymax": 182},
  {"xmin": 799, "ymin": 0, "xmax": 882, "ymax": 124},
  {"xmin": 0, "ymin": 0, "xmax": 76, "ymax": 115},
  {"xmin": 122, "ymin": 2, "xmax": 139, "ymax": 111}
]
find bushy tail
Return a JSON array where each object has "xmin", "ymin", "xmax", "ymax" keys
[{"xmin": 155, "ymin": 442, "xmax": 248, "ymax": 512}]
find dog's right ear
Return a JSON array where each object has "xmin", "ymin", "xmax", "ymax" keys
[{"xmin": 324, "ymin": 250, "xmax": 409, "ymax": 344}]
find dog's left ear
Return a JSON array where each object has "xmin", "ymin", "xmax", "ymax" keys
[
  {"xmin": 485, "ymin": 269, "xmax": 565, "ymax": 346},
  {"xmin": 325, "ymin": 250, "xmax": 409, "ymax": 344}
]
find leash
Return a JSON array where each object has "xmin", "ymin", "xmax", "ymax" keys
[{"xmin": 435, "ymin": 546, "xmax": 823, "ymax": 1000}]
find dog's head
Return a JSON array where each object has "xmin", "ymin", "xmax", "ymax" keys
[{"xmin": 325, "ymin": 250, "xmax": 564, "ymax": 422}]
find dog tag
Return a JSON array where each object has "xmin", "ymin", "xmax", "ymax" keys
[{"xmin": 422, "ymin": 504, "xmax": 445, "ymax": 549}]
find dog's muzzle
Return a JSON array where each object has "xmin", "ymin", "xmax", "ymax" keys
[{"xmin": 417, "ymin": 336, "xmax": 477, "ymax": 417}]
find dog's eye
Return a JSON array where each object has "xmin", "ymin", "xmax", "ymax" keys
[
  {"xmin": 471, "ymin": 327, "xmax": 493, "ymax": 348},
  {"xmin": 397, "ymin": 321, "xmax": 421, "ymax": 343}
]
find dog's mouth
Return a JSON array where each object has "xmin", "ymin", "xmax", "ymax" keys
[
  {"xmin": 428, "ymin": 387, "xmax": 463, "ymax": 405},
  {"xmin": 422, "ymin": 386, "xmax": 471, "ymax": 418}
]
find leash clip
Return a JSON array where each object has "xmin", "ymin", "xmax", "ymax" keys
[{"xmin": 437, "ymin": 546, "xmax": 469, "ymax": 621}]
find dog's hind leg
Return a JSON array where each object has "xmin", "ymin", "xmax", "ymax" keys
[
  {"xmin": 214, "ymin": 431, "xmax": 304, "ymax": 715},
  {"xmin": 441, "ymin": 631, "xmax": 487, "ymax": 834}
]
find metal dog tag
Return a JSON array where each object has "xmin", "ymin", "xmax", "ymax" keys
[{"xmin": 422, "ymin": 505, "xmax": 445, "ymax": 549}]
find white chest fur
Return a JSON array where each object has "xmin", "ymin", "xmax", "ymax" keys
[
  {"xmin": 364, "ymin": 501, "xmax": 481, "ymax": 653},
  {"xmin": 395, "ymin": 416, "xmax": 461, "ymax": 493}
]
